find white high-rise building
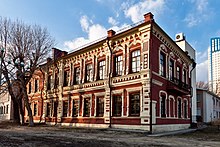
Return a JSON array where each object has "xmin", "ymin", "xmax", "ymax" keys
[
  {"xmin": 175, "ymin": 33, "xmax": 197, "ymax": 123},
  {"xmin": 209, "ymin": 37, "xmax": 220, "ymax": 95}
]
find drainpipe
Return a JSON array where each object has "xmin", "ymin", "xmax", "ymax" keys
[
  {"xmin": 149, "ymin": 30, "xmax": 153, "ymax": 134},
  {"xmin": 107, "ymin": 38, "xmax": 113, "ymax": 128},
  {"xmin": 190, "ymin": 61, "xmax": 196, "ymax": 128}
]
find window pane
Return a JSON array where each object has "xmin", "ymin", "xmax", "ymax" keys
[
  {"xmin": 84, "ymin": 98, "xmax": 90, "ymax": 117},
  {"xmin": 113, "ymin": 96, "xmax": 122, "ymax": 116},
  {"xmin": 129, "ymin": 93, "xmax": 140, "ymax": 116},
  {"xmin": 96, "ymin": 98, "xmax": 104, "ymax": 117},
  {"xmin": 63, "ymin": 101, "xmax": 68, "ymax": 117},
  {"xmin": 72, "ymin": 99, "xmax": 79, "ymax": 117},
  {"xmin": 131, "ymin": 50, "xmax": 140, "ymax": 73}
]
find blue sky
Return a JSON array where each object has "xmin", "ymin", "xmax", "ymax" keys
[{"xmin": 0, "ymin": 0, "xmax": 219, "ymax": 82}]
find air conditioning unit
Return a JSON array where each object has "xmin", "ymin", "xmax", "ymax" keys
[{"xmin": 175, "ymin": 33, "xmax": 185, "ymax": 41}]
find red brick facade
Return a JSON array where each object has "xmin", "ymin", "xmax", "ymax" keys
[{"xmin": 25, "ymin": 12, "xmax": 194, "ymax": 132}]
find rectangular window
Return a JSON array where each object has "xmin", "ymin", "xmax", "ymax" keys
[
  {"xmin": 131, "ymin": 50, "xmax": 140, "ymax": 73},
  {"xmin": 6, "ymin": 105, "xmax": 9, "ymax": 114},
  {"xmin": 28, "ymin": 82, "xmax": 32, "ymax": 94},
  {"xmin": 159, "ymin": 52, "xmax": 166, "ymax": 77},
  {"xmin": 115, "ymin": 55, "xmax": 123, "ymax": 76},
  {"xmin": 178, "ymin": 99, "xmax": 182, "ymax": 118},
  {"xmin": 129, "ymin": 93, "xmax": 140, "ymax": 116},
  {"xmin": 184, "ymin": 101, "xmax": 187, "ymax": 119},
  {"xmin": 98, "ymin": 60, "xmax": 105, "ymax": 80},
  {"xmin": 84, "ymin": 98, "xmax": 90, "ymax": 117},
  {"xmin": 53, "ymin": 101, "xmax": 58, "ymax": 117},
  {"xmin": 169, "ymin": 59, "xmax": 174, "ymax": 81},
  {"xmin": 161, "ymin": 95, "xmax": 166, "ymax": 117},
  {"xmin": 183, "ymin": 69, "xmax": 187, "ymax": 83},
  {"xmin": 113, "ymin": 95, "xmax": 122, "ymax": 117},
  {"xmin": 63, "ymin": 101, "xmax": 68, "ymax": 117},
  {"xmin": 74, "ymin": 67, "xmax": 80, "ymax": 85},
  {"xmin": 46, "ymin": 103, "xmax": 51, "ymax": 117},
  {"xmin": 34, "ymin": 103, "xmax": 37, "ymax": 116},
  {"xmin": 34, "ymin": 79, "xmax": 38, "ymax": 93},
  {"xmin": 96, "ymin": 97, "xmax": 104, "ymax": 117},
  {"xmin": 72, "ymin": 99, "xmax": 79, "ymax": 117},
  {"xmin": 176, "ymin": 66, "xmax": 180, "ymax": 84},
  {"xmin": 54, "ymin": 72, "xmax": 59, "ymax": 89},
  {"xmin": 86, "ymin": 64, "xmax": 93, "ymax": 82},
  {"xmin": 63, "ymin": 70, "xmax": 69, "ymax": 87},
  {"xmin": 47, "ymin": 75, "xmax": 52, "ymax": 90}
]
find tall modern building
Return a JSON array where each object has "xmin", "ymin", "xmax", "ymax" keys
[{"xmin": 209, "ymin": 37, "xmax": 220, "ymax": 95}]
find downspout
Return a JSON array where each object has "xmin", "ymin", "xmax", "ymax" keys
[
  {"xmin": 190, "ymin": 60, "xmax": 196, "ymax": 128},
  {"xmin": 107, "ymin": 38, "xmax": 113, "ymax": 128},
  {"xmin": 149, "ymin": 24, "xmax": 153, "ymax": 134}
]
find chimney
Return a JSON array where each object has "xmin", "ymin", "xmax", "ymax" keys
[
  {"xmin": 107, "ymin": 29, "xmax": 116, "ymax": 38},
  {"xmin": 144, "ymin": 12, "xmax": 154, "ymax": 22},
  {"xmin": 47, "ymin": 57, "xmax": 52, "ymax": 63}
]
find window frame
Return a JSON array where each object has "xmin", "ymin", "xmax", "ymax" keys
[
  {"xmin": 169, "ymin": 59, "xmax": 174, "ymax": 81},
  {"xmin": 62, "ymin": 101, "xmax": 68, "ymax": 117},
  {"xmin": 115, "ymin": 55, "xmax": 123, "ymax": 76},
  {"xmin": 98, "ymin": 60, "xmax": 105, "ymax": 80},
  {"xmin": 72, "ymin": 99, "xmax": 79, "ymax": 117},
  {"xmin": 131, "ymin": 50, "xmax": 141, "ymax": 73},
  {"xmin": 160, "ymin": 95, "xmax": 166, "ymax": 118},
  {"xmin": 96, "ymin": 97, "xmax": 104, "ymax": 117},
  {"xmin": 129, "ymin": 93, "xmax": 140, "ymax": 116},
  {"xmin": 85, "ymin": 63, "xmax": 93, "ymax": 82},
  {"xmin": 113, "ymin": 95, "xmax": 122, "ymax": 117},
  {"xmin": 83, "ymin": 98, "xmax": 90, "ymax": 117},
  {"xmin": 74, "ymin": 67, "xmax": 80, "ymax": 85},
  {"xmin": 159, "ymin": 52, "xmax": 166, "ymax": 77}
]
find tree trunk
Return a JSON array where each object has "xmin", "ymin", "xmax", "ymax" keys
[
  {"xmin": 12, "ymin": 99, "xmax": 20, "ymax": 123},
  {"xmin": 18, "ymin": 98, "xmax": 25, "ymax": 125}
]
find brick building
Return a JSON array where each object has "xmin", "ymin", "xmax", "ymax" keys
[{"xmin": 26, "ymin": 12, "xmax": 195, "ymax": 132}]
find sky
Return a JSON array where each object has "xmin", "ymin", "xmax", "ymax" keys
[{"xmin": 0, "ymin": 0, "xmax": 219, "ymax": 82}]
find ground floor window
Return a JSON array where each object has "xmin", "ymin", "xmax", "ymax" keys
[
  {"xmin": 113, "ymin": 95, "xmax": 122, "ymax": 117},
  {"xmin": 46, "ymin": 103, "xmax": 51, "ymax": 117},
  {"xmin": 161, "ymin": 95, "xmax": 166, "ymax": 117},
  {"xmin": 72, "ymin": 99, "xmax": 79, "ymax": 117},
  {"xmin": 96, "ymin": 97, "xmax": 104, "ymax": 117},
  {"xmin": 129, "ymin": 93, "xmax": 140, "ymax": 116},
  {"xmin": 53, "ymin": 101, "xmax": 58, "ymax": 117},
  {"xmin": 184, "ymin": 100, "xmax": 187, "ymax": 119},
  {"xmin": 84, "ymin": 98, "xmax": 90, "ymax": 117},
  {"xmin": 63, "ymin": 101, "xmax": 68, "ymax": 117},
  {"xmin": 34, "ymin": 103, "xmax": 37, "ymax": 116},
  {"xmin": 178, "ymin": 99, "xmax": 182, "ymax": 118}
]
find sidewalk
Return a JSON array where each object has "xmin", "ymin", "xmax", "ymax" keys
[{"xmin": 147, "ymin": 128, "xmax": 197, "ymax": 137}]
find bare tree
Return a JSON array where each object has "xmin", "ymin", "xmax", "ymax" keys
[{"xmin": 0, "ymin": 17, "xmax": 54, "ymax": 126}]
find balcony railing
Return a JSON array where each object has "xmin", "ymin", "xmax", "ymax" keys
[{"xmin": 167, "ymin": 77, "xmax": 190, "ymax": 94}]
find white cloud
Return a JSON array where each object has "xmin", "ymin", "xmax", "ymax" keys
[
  {"xmin": 196, "ymin": 48, "xmax": 208, "ymax": 63},
  {"xmin": 184, "ymin": 0, "xmax": 210, "ymax": 27},
  {"xmin": 64, "ymin": 15, "xmax": 107, "ymax": 51},
  {"xmin": 196, "ymin": 59, "xmax": 208, "ymax": 82},
  {"xmin": 80, "ymin": 15, "xmax": 90, "ymax": 32},
  {"xmin": 108, "ymin": 17, "xmax": 118, "ymax": 26},
  {"xmin": 123, "ymin": 0, "xmax": 166, "ymax": 23}
]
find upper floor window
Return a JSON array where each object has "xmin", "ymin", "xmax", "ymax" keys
[
  {"xmin": 115, "ymin": 55, "xmax": 123, "ymax": 76},
  {"xmin": 131, "ymin": 50, "xmax": 140, "ymax": 73},
  {"xmin": 54, "ymin": 72, "xmax": 59, "ymax": 89},
  {"xmin": 34, "ymin": 79, "xmax": 38, "ymax": 93},
  {"xmin": 169, "ymin": 59, "xmax": 174, "ymax": 81},
  {"xmin": 86, "ymin": 64, "xmax": 93, "ymax": 82},
  {"xmin": 113, "ymin": 95, "xmax": 122, "ymax": 117},
  {"xmin": 47, "ymin": 75, "xmax": 52, "ymax": 90},
  {"xmin": 74, "ymin": 67, "xmax": 80, "ymax": 85},
  {"xmin": 159, "ymin": 52, "xmax": 166, "ymax": 77},
  {"xmin": 98, "ymin": 60, "xmax": 105, "ymax": 80},
  {"xmin": 176, "ymin": 66, "xmax": 180, "ymax": 80},
  {"xmin": 63, "ymin": 70, "xmax": 69, "ymax": 87},
  {"xmin": 183, "ymin": 69, "xmax": 187, "ymax": 83},
  {"xmin": 28, "ymin": 82, "xmax": 32, "ymax": 94},
  {"xmin": 129, "ymin": 93, "xmax": 140, "ymax": 116}
]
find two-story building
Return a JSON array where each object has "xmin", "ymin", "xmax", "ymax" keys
[{"xmin": 26, "ymin": 12, "xmax": 195, "ymax": 133}]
